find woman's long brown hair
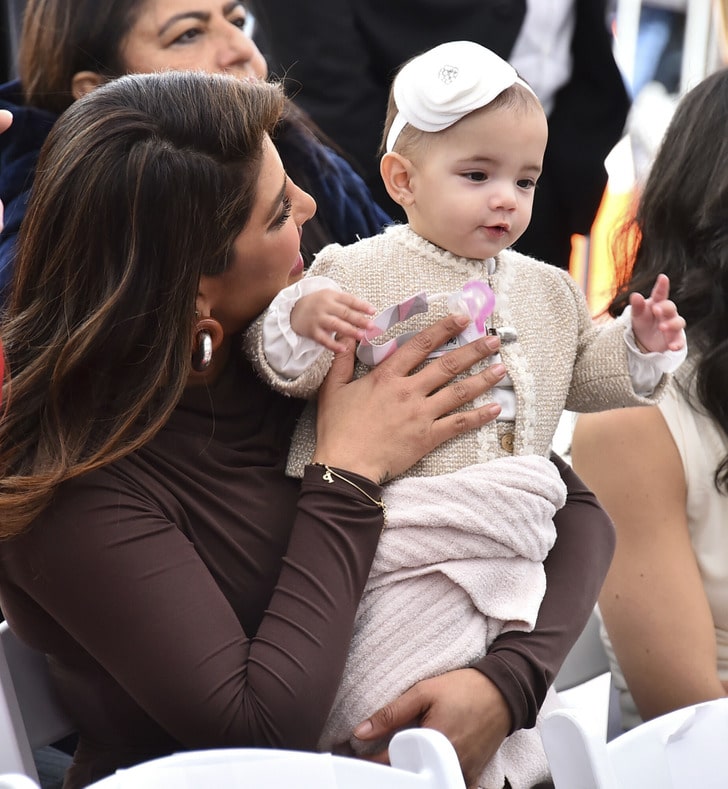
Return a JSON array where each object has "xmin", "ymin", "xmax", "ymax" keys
[{"xmin": 0, "ymin": 71, "xmax": 285, "ymax": 536}]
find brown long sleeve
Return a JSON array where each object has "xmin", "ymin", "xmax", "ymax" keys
[
  {"xmin": 473, "ymin": 452, "xmax": 616, "ymax": 732},
  {"xmin": 0, "ymin": 357, "xmax": 385, "ymax": 787}
]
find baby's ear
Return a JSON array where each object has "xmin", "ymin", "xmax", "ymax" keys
[
  {"xmin": 380, "ymin": 152, "xmax": 416, "ymax": 207},
  {"xmin": 71, "ymin": 70, "xmax": 107, "ymax": 100}
]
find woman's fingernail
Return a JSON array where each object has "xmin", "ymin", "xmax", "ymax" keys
[
  {"xmin": 353, "ymin": 720, "xmax": 372, "ymax": 738},
  {"xmin": 485, "ymin": 335, "xmax": 501, "ymax": 350},
  {"xmin": 490, "ymin": 363, "xmax": 506, "ymax": 378}
]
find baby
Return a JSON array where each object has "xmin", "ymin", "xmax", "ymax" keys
[{"xmin": 245, "ymin": 41, "xmax": 686, "ymax": 788}]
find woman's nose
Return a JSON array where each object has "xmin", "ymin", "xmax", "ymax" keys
[
  {"xmin": 219, "ymin": 27, "xmax": 262, "ymax": 72},
  {"xmin": 291, "ymin": 181, "xmax": 317, "ymax": 224}
]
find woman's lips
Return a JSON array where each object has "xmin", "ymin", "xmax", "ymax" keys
[{"xmin": 290, "ymin": 252, "xmax": 304, "ymax": 277}]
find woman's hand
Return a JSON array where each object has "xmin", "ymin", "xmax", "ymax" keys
[
  {"xmin": 352, "ymin": 668, "xmax": 512, "ymax": 788},
  {"xmin": 312, "ymin": 314, "xmax": 505, "ymax": 483},
  {"xmin": 0, "ymin": 110, "xmax": 12, "ymax": 232}
]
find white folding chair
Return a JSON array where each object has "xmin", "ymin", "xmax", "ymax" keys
[
  {"xmin": 551, "ymin": 608, "xmax": 615, "ymax": 742},
  {"xmin": 542, "ymin": 696, "xmax": 728, "ymax": 788},
  {"xmin": 0, "ymin": 775, "xmax": 41, "ymax": 789},
  {"xmin": 86, "ymin": 728, "xmax": 466, "ymax": 789},
  {"xmin": 0, "ymin": 620, "xmax": 75, "ymax": 782},
  {"xmin": 0, "ymin": 618, "xmax": 464, "ymax": 788}
]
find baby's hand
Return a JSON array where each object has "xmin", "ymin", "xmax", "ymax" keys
[
  {"xmin": 291, "ymin": 289, "xmax": 375, "ymax": 353},
  {"xmin": 630, "ymin": 273, "xmax": 686, "ymax": 353}
]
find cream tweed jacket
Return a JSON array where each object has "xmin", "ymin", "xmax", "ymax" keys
[{"xmin": 245, "ymin": 224, "xmax": 668, "ymax": 479}]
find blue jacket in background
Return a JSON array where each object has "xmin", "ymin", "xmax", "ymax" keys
[
  {"xmin": 0, "ymin": 79, "xmax": 391, "ymax": 304},
  {"xmin": 0, "ymin": 80, "xmax": 56, "ymax": 300}
]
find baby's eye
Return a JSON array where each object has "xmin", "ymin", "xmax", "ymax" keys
[
  {"xmin": 464, "ymin": 172, "xmax": 487, "ymax": 183},
  {"xmin": 517, "ymin": 178, "xmax": 537, "ymax": 190}
]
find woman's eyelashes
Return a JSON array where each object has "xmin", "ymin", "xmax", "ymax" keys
[{"xmin": 272, "ymin": 195, "xmax": 292, "ymax": 229}]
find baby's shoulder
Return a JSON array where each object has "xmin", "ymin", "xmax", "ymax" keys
[
  {"xmin": 309, "ymin": 226, "xmax": 404, "ymax": 279},
  {"xmin": 498, "ymin": 248, "xmax": 577, "ymax": 293}
]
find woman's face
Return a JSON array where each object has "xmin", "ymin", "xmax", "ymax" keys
[
  {"xmin": 120, "ymin": 0, "xmax": 267, "ymax": 79},
  {"xmin": 199, "ymin": 135, "xmax": 317, "ymax": 333}
]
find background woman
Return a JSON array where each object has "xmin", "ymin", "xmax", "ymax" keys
[
  {"xmin": 0, "ymin": 70, "xmax": 514, "ymax": 788},
  {"xmin": 572, "ymin": 67, "xmax": 728, "ymax": 731},
  {"xmin": 0, "ymin": 0, "xmax": 391, "ymax": 297}
]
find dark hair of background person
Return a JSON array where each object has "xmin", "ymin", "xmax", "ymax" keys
[
  {"xmin": 609, "ymin": 66, "xmax": 728, "ymax": 492},
  {"xmin": 0, "ymin": 72, "xmax": 284, "ymax": 536}
]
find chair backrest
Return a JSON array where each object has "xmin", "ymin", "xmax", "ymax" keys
[
  {"xmin": 0, "ymin": 618, "xmax": 463, "ymax": 788},
  {"xmin": 0, "ymin": 620, "xmax": 75, "ymax": 781},
  {"xmin": 554, "ymin": 608, "xmax": 610, "ymax": 692},
  {"xmin": 542, "ymin": 696, "xmax": 728, "ymax": 788},
  {"xmin": 86, "ymin": 728, "xmax": 467, "ymax": 789}
]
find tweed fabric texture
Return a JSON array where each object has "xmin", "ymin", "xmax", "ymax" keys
[{"xmin": 245, "ymin": 223, "xmax": 667, "ymax": 479}]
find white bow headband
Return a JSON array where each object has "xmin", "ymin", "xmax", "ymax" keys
[{"xmin": 385, "ymin": 40, "xmax": 536, "ymax": 153}]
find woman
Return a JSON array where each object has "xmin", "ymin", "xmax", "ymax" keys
[
  {"xmin": 572, "ymin": 67, "xmax": 728, "ymax": 731},
  {"xmin": 0, "ymin": 0, "xmax": 390, "ymax": 297},
  {"xmin": 0, "ymin": 70, "xmax": 512, "ymax": 787},
  {"xmin": 0, "ymin": 69, "xmax": 616, "ymax": 789}
]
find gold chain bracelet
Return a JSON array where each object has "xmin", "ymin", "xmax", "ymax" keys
[{"xmin": 313, "ymin": 463, "xmax": 387, "ymax": 522}]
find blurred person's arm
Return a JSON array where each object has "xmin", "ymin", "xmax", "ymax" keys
[
  {"xmin": 572, "ymin": 406, "xmax": 727, "ymax": 719},
  {"xmin": 0, "ymin": 109, "xmax": 12, "ymax": 231}
]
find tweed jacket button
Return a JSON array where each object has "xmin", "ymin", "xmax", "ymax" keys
[{"xmin": 500, "ymin": 432, "xmax": 515, "ymax": 453}]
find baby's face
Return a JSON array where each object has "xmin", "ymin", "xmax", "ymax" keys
[{"xmin": 403, "ymin": 102, "xmax": 548, "ymax": 261}]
